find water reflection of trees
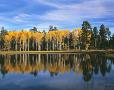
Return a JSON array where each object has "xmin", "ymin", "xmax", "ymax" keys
[{"xmin": 0, "ymin": 54, "xmax": 113, "ymax": 81}]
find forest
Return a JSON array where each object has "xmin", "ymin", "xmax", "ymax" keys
[{"xmin": 0, "ymin": 21, "xmax": 114, "ymax": 51}]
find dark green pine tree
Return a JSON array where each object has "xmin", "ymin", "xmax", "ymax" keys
[
  {"xmin": 30, "ymin": 27, "xmax": 37, "ymax": 32},
  {"xmin": 93, "ymin": 27, "xmax": 98, "ymax": 48},
  {"xmin": 49, "ymin": 25, "xmax": 53, "ymax": 31},
  {"xmin": 106, "ymin": 27, "xmax": 111, "ymax": 48},
  {"xmin": 0, "ymin": 27, "xmax": 8, "ymax": 50},
  {"xmin": 81, "ymin": 21, "xmax": 92, "ymax": 50},
  {"xmin": 99, "ymin": 24, "xmax": 107, "ymax": 49},
  {"xmin": 49, "ymin": 25, "xmax": 58, "ymax": 31},
  {"xmin": 110, "ymin": 34, "xmax": 114, "ymax": 49},
  {"xmin": 0, "ymin": 27, "xmax": 8, "ymax": 36}
]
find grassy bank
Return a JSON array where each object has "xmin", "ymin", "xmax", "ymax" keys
[{"xmin": 0, "ymin": 50, "xmax": 112, "ymax": 55}]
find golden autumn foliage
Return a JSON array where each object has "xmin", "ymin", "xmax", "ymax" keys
[{"xmin": 2, "ymin": 29, "xmax": 86, "ymax": 51}]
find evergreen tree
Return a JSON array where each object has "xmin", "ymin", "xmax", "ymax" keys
[
  {"xmin": 106, "ymin": 27, "xmax": 111, "ymax": 48},
  {"xmin": 0, "ymin": 27, "xmax": 8, "ymax": 49},
  {"xmin": 49, "ymin": 25, "xmax": 58, "ymax": 31},
  {"xmin": 30, "ymin": 27, "xmax": 37, "ymax": 32},
  {"xmin": 81, "ymin": 21, "xmax": 92, "ymax": 50},
  {"xmin": 99, "ymin": 24, "xmax": 107, "ymax": 49},
  {"xmin": 49, "ymin": 25, "xmax": 53, "ymax": 31},
  {"xmin": 93, "ymin": 27, "xmax": 98, "ymax": 48},
  {"xmin": 110, "ymin": 34, "xmax": 114, "ymax": 49}
]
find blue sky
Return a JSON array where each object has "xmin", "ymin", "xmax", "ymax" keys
[{"xmin": 0, "ymin": 0, "xmax": 114, "ymax": 33}]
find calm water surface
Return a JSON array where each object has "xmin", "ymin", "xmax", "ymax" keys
[{"xmin": 0, "ymin": 53, "xmax": 114, "ymax": 90}]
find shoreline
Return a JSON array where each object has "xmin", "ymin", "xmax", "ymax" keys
[{"xmin": 0, "ymin": 50, "xmax": 113, "ymax": 54}]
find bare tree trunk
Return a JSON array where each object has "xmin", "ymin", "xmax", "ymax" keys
[
  {"xmin": 68, "ymin": 39, "xmax": 69, "ymax": 51},
  {"xmin": 52, "ymin": 41, "xmax": 54, "ymax": 51},
  {"xmin": 15, "ymin": 40, "xmax": 17, "ymax": 51},
  {"xmin": 25, "ymin": 41, "xmax": 27, "ymax": 51},
  {"xmin": 36, "ymin": 41, "xmax": 37, "ymax": 51},
  {"xmin": 32, "ymin": 40, "xmax": 34, "ymax": 50},
  {"xmin": 38, "ymin": 44, "xmax": 41, "ymax": 51},
  {"xmin": 20, "ymin": 40, "xmax": 21, "ymax": 51},
  {"xmin": 37, "ymin": 42, "xmax": 39, "ymax": 51},
  {"xmin": 28, "ymin": 39, "xmax": 29, "ymax": 51},
  {"xmin": 59, "ymin": 42, "xmax": 62, "ymax": 50},
  {"xmin": 23, "ymin": 41, "xmax": 24, "ymax": 51},
  {"xmin": 57, "ymin": 41, "xmax": 58, "ymax": 50},
  {"xmin": 47, "ymin": 41, "xmax": 48, "ymax": 51}
]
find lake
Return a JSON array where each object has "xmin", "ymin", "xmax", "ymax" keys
[{"xmin": 0, "ymin": 53, "xmax": 114, "ymax": 90}]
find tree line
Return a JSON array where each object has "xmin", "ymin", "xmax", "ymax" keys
[{"xmin": 0, "ymin": 21, "xmax": 114, "ymax": 51}]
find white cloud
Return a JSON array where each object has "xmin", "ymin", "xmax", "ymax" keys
[
  {"xmin": 34, "ymin": 0, "xmax": 66, "ymax": 9},
  {"xmin": 13, "ymin": 13, "xmax": 31, "ymax": 23},
  {"xmin": 33, "ymin": 0, "xmax": 111, "ymax": 23},
  {"xmin": 0, "ymin": 0, "xmax": 114, "ymax": 31},
  {"xmin": 28, "ymin": 0, "xmax": 114, "ymax": 31}
]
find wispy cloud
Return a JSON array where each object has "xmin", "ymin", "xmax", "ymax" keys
[
  {"xmin": 32, "ymin": 0, "xmax": 114, "ymax": 29},
  {"xmin": 36, "ymin": 0, "xmax": 111, "ymax": 19},
  {"xmin": 0, "ymin": 0, "xmax": 114, "ymax": 31}
]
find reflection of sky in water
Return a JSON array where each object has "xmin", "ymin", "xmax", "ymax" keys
[
  {"xmin": 112, "ymin": 65, "xmax": 114, "ymax": 70},
  {"xmin": 0, "ymin": 54, "xmax": 114, "ymax": 90},
  {"xmin": 0, "ymin": 70, "xmax": 114, "ymax": 90}
]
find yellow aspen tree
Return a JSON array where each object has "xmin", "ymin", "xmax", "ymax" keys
[
  {"xmin": 20, "ymin": 31, "xmax": 27, "ymax": 51},
  {"xmin": 4, "ymin": 35, "xmax": 12, "ymax": 50},
  {"xmin": 26, "ymin": 31, "xmax": 32, "ymax": 51},
  {"xmin": 14, "ymin": 31, "xmax": 19, "ymax": 51}
]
